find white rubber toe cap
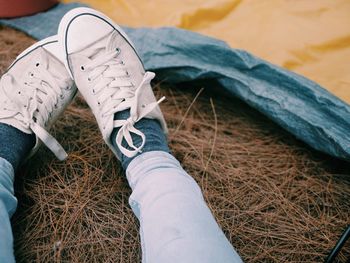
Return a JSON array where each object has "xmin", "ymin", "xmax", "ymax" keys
[{"xmin": 61, "ymin": 11, "xmax": 114, "ymax": 54}]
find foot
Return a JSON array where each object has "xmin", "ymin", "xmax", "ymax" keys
[
  {"xmin": 0, "ymin": 35, "xmax": 76, "ymax": 161},
  {"xmin": 58, "ymin": 7, "xmax": 167, "ymax": 159}
]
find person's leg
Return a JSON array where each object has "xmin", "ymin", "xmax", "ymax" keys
[
  {"xmin": 0, "ymin": 124, "xmax": 35, "ymax": 263},
  {"xmin": 60, "ymin": 8, "xmax": 242, "ymax": 262},
  {"xmin": 127, "ymin": 152, "xmax": 242, "ymax": 263},
  {"xmin": 111, "ymin": 112, "xmax": 242, "ymax": 263},
  {"xmin": 0, "ymin": 157, "xmax": 17, "ymax": 263},
  {"xmin": 0, "ymin": 35, "xmax": 76, "ymax": 262}
]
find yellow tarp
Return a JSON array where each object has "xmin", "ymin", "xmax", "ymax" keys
[{"xmin": 65, "ymin": 0, "xmax": 350, "ymax": 103}]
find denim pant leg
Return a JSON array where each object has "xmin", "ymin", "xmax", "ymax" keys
[
  {"xmin": 126, "ymin": 151, "xmax": 242, "ymax": 263},
  {"xmin": 0, "ymin": 157, "xmax": 17, "ymax": 263}
]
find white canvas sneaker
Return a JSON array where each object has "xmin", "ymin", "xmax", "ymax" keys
[
  {"xmin": 0, "ymin": 36, "xmax": 76, "ymax": 161},
  {"xmin": 58, "ymin": 7, "xmax": 167, "ymax": 158}
]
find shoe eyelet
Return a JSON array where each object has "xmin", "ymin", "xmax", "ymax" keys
[
  {"xmin": 92, "ymin": 89, "xmax": 95, "ymax": 94},
  {"xmin": 88, "ymin": 77, "xmax": 91, "ymax": 82},
  {"xmin": 36, "ymin": 63, "xmax": 40, "ymax": 67},
  {"xmin": 18, "ymin": 91, "xmax": 21, "ymax": 95},
  {"xmin": 97, "ymin": 102, "xmax": 100, "ymax": 105},
  {"xmin": 81, "ymin": 66, "xmax": 85, "ymax": 71},
  {"xmin": 116, "ymin": 47, "xmax": 121, "ymax": 54},
  {"xmin": 125, "ymin": 71, "xmax": 129, "ymax": 76},
  {"xmin": 65, "ymin": 86, "xmax": 71, "ymax": 90},
  {"xmin": 142, "ymin": 104, "xmax": 146, "ymax": 108},
  {"xmin": 121, "ymin": 61, "xmax": 125, "ymax": 65},
  {"xmin": 60, "ymin": 94, "xmax": 65, "ymax": 99}
]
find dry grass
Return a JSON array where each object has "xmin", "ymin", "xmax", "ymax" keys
[{"xmin": 1, "ymin": 26, "xmax": 349, "ymax": 263}]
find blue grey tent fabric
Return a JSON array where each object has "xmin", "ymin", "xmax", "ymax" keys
[{"xmin": 1, "ymin": 3, "xmax": 350, "ymax": 160}]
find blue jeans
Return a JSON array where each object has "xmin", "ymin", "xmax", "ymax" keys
[
  {"xmin": 0, "ymin": 157, "xmax": 17, "ymax": 263},
  {"xmin": 0, "ymin": 152, "xmax": 242, "ymax": 262}
]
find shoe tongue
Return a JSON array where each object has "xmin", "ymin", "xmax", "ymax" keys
[
  {"xmin": 106, "ymin": 31, "xmax": 118, "ymax": 52},
  {"xmin": 44, "ymin": 49, "xmax": 69, "ymax": 82},
  {"xmin": 78, "ymin": 32, "xmax": 115, "ymax": 60}
]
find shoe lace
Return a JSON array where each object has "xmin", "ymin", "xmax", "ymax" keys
[
  {"xmin": 85, "ymin": 49, "xmax": 165, "ymax": 157},
  {"xmin": 0, "ymin": 60, "xmax": 70, "ymax": 160}
]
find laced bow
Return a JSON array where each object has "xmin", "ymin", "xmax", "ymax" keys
[
  {"xmin": 85, "ymin": 49, "xmax": 165, "ymax": 157},
  {"xmin": 0, "ymin": 61, "xmax": 69, "ymax": 160}
]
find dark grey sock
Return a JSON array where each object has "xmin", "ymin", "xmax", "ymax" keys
[
  {"xmin": 111, "ymin": 109, "xmax": 169, "ymax": 170},
  {"xmin": 0, "ymin": 123, "xmax": 36, "ymax": 171}
]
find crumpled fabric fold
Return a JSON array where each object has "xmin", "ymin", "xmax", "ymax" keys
[{"xmin": 1, "ymin": 3, "xmax": 349, "ymax": 160}]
